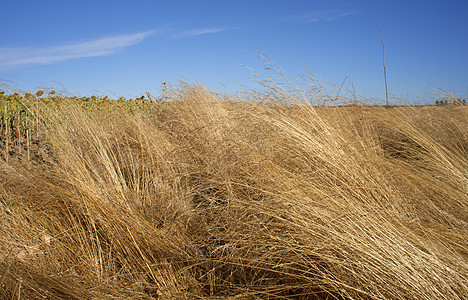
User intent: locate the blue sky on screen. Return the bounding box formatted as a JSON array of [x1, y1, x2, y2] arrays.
[[1, 0, 467, 102]]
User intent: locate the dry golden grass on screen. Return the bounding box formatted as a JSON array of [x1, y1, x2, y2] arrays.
[[0, 83, 467, 299]]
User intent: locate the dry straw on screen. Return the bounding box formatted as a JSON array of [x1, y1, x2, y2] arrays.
[[0, 76, 467, 299]]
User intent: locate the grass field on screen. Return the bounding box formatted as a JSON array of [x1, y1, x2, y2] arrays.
[[1, 83, 467, 299]]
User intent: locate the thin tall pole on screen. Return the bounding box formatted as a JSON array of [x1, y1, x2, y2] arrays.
[[379, 26, 389, 107]]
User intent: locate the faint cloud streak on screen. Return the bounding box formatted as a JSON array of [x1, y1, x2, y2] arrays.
[[0, 31, 154, 71], [286, 10, 359, 23], [173, 28, 228, 38]]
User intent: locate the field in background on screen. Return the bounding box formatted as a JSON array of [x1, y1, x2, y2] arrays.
[[0, 83, 467, 299]]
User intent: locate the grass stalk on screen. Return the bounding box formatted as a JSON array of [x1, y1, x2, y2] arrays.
[[26, 128, 30, 162], [4, 117, 9, 164], [0, 83, 466, 299]]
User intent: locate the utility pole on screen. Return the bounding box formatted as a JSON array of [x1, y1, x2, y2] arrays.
[[379, 26, 389, 108]]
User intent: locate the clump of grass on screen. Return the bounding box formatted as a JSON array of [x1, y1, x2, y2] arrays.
[[0, 79, 467, 299]]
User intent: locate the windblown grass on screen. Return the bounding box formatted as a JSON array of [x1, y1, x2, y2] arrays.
[[0, 82, 467, 299]]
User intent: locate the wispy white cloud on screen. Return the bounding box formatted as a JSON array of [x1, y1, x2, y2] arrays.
[[286, 10, 359, 23], [173, 28, 228, 38], [0, 31, 154, 71]]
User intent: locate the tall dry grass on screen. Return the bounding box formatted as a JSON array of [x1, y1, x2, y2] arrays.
[[0, 82, 467, 299]]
